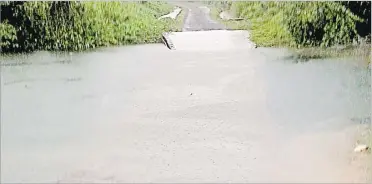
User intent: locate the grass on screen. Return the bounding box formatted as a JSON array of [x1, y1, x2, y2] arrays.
[[208, 3, 371, 64], [1, 2, 185, 52], [292, 44, 371, 65], [208, 3, 294, 47], [163, 7, 186, 32], [209, 7, 251, 31]]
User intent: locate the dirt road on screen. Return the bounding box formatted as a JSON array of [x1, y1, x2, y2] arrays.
[[172, 2, 226, 31]]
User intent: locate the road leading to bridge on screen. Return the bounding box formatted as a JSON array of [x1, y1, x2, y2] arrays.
[[1, 2, 371, 183], [162, 2, 255, 51], [177, 2, 226, 32]]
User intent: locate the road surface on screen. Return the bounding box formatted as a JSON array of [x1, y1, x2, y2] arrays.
[[1, 3, 371, 183], [176, 2, 226, 31]]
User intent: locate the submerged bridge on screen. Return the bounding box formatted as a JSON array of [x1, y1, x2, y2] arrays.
[[160, 4, 256, 51]]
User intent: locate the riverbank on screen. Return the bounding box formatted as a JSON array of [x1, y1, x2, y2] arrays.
[[0, 2, 183, 53], [207, 2, 371, 65]]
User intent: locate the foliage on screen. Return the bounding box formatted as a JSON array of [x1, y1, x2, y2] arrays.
[[284, 2, 362, 47], [0, 21, 17, 48], [229, 1, 371, 48], [1, 1, 176, 52], [231, 2, 295, 47], [141, 1, 173, 17], [343, 1, 371, 37]]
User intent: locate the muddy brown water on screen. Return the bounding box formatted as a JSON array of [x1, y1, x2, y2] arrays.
[[1, 45, 370, 183]]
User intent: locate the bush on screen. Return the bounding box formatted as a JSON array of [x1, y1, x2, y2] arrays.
[[343, 1, 371, 38], [231, 1, 371, 48], [284, 2, 362, 47], [1, 1, 174, 52], [0, 21, 17, 48]]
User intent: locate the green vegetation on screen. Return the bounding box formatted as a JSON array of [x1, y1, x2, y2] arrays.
[[210, 2, 371, 47], [0, 1, 181, 53], [170, 8, 186, 32], [207, 1, 294, 47], [0, 20, 17, 48], [208, 1, 371, 63], [231, 2, 295, 47], [209, 8, 251, 31], [161, 7, 186, 32]]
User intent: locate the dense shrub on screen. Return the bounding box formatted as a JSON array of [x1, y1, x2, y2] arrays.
[[284, 2, 362, 47], [343, 1, 371, 38], [231, 1, 371, 47], [0, 1, 174, 52], [0, 21, 17, 48]]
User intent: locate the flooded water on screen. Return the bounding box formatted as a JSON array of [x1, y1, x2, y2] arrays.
[[1, 44, 370, 183]]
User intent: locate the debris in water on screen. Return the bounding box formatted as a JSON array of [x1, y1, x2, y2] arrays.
[[354, 144, 369, 152]]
